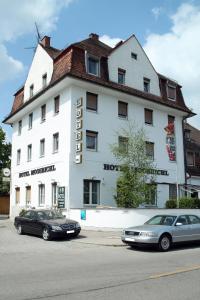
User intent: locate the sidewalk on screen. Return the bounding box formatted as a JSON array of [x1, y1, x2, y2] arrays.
[[73, 228, 125, 247], [0, 218, 125, 247]]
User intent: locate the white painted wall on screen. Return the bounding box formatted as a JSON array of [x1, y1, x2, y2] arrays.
[[108, 36, 160, 96], [24, 44, 53, 101], [69, 208, 200, 229]]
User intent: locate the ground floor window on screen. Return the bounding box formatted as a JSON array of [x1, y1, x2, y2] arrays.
[[83, 180, 100, 205], [38, 184, 45, 206], [15, 187, 20, 204], [169, 184, 177, 199], [26, 186, 31, 206], [52, 182, 57, 206]]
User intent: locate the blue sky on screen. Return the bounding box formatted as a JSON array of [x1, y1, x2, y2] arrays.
[[1, 0, 200, 140]]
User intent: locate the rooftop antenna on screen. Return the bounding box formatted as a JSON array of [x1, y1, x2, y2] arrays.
[[24, 22, 42, 52]]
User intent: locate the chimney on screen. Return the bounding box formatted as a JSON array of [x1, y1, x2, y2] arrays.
[[40, 36, 51, 47], [89, 33, 99, 41]]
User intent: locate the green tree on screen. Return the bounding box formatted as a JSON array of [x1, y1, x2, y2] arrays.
[[111, 122, 156, 208], [0, 127, 11, 194]]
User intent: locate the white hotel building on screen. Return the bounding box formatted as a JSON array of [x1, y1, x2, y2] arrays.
[[3, 33, 194, 216]]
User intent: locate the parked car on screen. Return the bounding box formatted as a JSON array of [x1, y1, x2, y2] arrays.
[[14, 209, 81, 241], [121, 214, 200, 251]]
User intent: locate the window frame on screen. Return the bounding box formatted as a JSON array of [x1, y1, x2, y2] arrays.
[[25, 186, 31, 206], [87, 55, 100, 76], [30, 84, 34, 98], [15, 187, 20, 204], [118, 136, 129, 153], [145, 141, 154, 160], [143, 77, 150, 93], [41, 104, 46, 122], [54, 95, 60, 114], [17, 149, 21, 165], [118, 101, 128, 119], [42, 73, 47, 88], [52, 182, 57, 206], [18, 120, 22, 135], [38, 184, 45, 206], [86, 92, 98, 112], [167, 81, 176, 101], [40, 139, 45, 157], [83, 179, 100, 206], [53, 132, 59, 153], [27, 144, 32, 162], [86, 130, 98, 151], [144, 108, 153, 125], [28, 113, 33, 130], [118, 68, 126, 85]]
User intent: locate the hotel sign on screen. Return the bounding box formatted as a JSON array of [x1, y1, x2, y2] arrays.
[[75, 97, 83, 164], [19, 165, 56, 178], [103, 164, 169, 176]]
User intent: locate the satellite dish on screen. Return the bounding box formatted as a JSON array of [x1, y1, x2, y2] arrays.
[[3, 168, 10, 177]]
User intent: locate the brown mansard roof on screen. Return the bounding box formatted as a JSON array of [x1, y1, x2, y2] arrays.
[[4, 34, 194, 123]]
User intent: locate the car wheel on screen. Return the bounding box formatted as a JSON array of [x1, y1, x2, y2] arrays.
[[158, 234, 171, 251], [17, 224, 23, 235], [42, 228, 51, 241]]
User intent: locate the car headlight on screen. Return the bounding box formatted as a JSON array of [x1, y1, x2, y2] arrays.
[[51, 225, 62, 231], [75, 223, 81, 229], [139, 231, 157, 237]]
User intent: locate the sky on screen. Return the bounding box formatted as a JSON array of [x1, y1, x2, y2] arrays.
[[1, 0, 200, 141]]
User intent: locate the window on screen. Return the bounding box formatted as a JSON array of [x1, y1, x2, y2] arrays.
[[17, 149, 21, 165], [30, 84, 34, 98], [131, 52, 137, 60], [40, 139, 45, 157], [38, 184, 45, 206], [26, 186, 31, 205], [118, 68, 126, 85], [15, 187, 20, 204], [144, 108, 153, 125], [195, 152, 200, 167], [27, 144, 32, 161], [144, 78, 150, 92], [28, 113, 33, 129], [167, 82, 176, 100], [87, 55, 99, 76], [41, 104, 46, 122], [54, 95, 60, 114], [146, 142, 154, 160], [187, 151, 194, 166], [169, 184, 177, 200], [86, 131, 98, 151], [53, 133, 59, 153], [118, 101, 128, 118], [42, 73, 47, 88], [188, 215, 200, 224], [86, 92, 98, 112], [18, 120, 22, 135], [52, 183, 57, 206], [168, 115, 175, 124], [83, 180, 100, 205], [185, 129, 191, 140], [176, 215, 188, 225], [119, 136, 128, 153]]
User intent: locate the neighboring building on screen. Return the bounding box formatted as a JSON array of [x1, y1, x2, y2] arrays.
[[184, 123, 200, 198], [3, 33, 194, 216]]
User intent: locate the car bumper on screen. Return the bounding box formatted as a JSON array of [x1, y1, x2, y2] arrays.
[[121, 235, 159, 245], [50, 228, 81, 239]]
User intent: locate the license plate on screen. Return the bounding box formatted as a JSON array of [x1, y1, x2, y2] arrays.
[[66, 230, 75, 234], [125, 237, 135, 242]]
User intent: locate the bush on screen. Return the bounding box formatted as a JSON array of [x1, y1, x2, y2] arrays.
[[165, 199, 177, 208], [178, 197, 198, 209]]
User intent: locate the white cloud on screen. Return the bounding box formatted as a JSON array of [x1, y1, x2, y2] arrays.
[[152, 7, 163, 20], [144, 3, 200, 128], [99, 35, 122, 48], [0, 0, 73, 82]]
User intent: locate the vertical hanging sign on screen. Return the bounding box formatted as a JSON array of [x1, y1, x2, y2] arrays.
[[75, 97, 83, 164], [164, 122, 176, 161]]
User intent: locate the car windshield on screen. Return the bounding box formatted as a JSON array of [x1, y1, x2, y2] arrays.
[[145, 215, 176, 226], [37, 210, 65, 220]]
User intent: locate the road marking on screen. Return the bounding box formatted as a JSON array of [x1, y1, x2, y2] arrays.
[[150, 265, 200, 279]]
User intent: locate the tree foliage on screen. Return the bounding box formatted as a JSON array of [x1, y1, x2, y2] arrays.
[[111, 122, 156, 208], [0, 127, 11, 194]]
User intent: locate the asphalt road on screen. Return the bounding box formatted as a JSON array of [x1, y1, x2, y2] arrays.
[[1, 220, 200, 300]]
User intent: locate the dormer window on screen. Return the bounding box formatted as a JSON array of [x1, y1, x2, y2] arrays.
[[118, 68, 126, 85], [87, 55, 100, 76], [30, 84, 34, 98], [42, 73, 47, 88], [167, 81, 176, 100], [144, 78, 150, 93]]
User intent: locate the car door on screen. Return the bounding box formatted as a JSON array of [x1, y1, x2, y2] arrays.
[[21, 211, 34, 233], [188, 215, 200, 241], [173, 215, 192, 242]]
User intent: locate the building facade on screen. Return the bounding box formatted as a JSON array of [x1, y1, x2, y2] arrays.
[[3, 33, 193, 216]]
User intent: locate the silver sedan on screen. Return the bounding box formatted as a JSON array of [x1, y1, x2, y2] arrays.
[[121, 214, 200, 251]]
